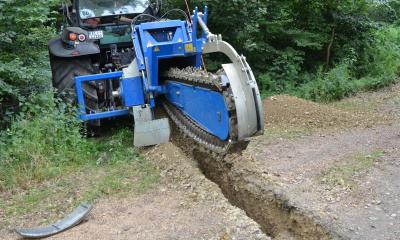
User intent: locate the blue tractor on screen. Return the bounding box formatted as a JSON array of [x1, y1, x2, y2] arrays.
[[49, 0, 264, 153]]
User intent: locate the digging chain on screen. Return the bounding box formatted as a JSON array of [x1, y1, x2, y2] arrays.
[[162, 67, 239, 154]]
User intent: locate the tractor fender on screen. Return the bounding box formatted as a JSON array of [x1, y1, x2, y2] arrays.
[[48, 37, 100, 58]]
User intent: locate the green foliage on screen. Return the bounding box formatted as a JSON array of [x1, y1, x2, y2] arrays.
[[0, 126, 159, 225], [296, 26, 400, 102], [0, 91, 158, 193], [360, 26, 400, 82], [166, 0, 400, 101], [296, 63, 353, 102], [0, 0, 60, 128], [0, 92, 97, 190]]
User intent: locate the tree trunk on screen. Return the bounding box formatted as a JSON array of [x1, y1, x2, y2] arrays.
[[325, 27, 336, 72]]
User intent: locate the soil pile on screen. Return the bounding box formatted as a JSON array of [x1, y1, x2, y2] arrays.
[[264, 95, 389, 130]]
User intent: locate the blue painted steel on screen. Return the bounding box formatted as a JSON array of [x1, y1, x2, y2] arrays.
[[131, 17, 205, 111], [82, 110, 130, 121], [74, 6, 230, 141], [192, 7, 198, 47], [165, 81, 230, 141], [132, 29, 146, 71], [75, 71, 130, 121], [76, 71, 123, 81], [121, 77, 145, 107], [132, 19, 204, 89]]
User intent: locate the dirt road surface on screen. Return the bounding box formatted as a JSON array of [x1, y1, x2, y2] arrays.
[[2, 142, 269, 240], [2, 83, 400, 239], [194, 84, 400, 239], [251, 85, 400, 239]]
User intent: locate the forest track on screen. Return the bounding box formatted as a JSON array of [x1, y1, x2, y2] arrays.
[[2, 83, 399, 239], [189, 83, 400, 239], [170, 83, 400, 239]]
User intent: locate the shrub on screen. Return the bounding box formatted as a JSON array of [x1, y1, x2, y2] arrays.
[[362, 27, 400, 80], [296, 63, 354, 102], [294, 25, 400, 102], [0, 92, 97, 190], [0, 0, 60, 129]]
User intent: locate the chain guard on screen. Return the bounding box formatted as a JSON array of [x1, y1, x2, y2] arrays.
[[162, 67, 238, 154]]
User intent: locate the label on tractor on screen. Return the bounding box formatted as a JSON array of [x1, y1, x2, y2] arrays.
[[185, 43, 195, 52], [88, 31, 104, 40]]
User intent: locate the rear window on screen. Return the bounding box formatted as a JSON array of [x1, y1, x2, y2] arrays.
[[79, 0, 149, 19]]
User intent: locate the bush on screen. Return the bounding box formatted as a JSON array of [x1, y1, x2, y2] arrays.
[[362, 27, 400, 81], [294, 25, 400, 102], [0, 0, 60, 129], [296, 63, 354, 102], [0, 92, 97, 190]]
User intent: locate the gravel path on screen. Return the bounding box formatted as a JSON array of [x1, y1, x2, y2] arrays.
[[3, 84, 400, 240], [249, 123, 400, 239], [1, 143, 270, 240]]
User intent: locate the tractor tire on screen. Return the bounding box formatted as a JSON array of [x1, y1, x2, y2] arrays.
[[50, 55, 101, 127]]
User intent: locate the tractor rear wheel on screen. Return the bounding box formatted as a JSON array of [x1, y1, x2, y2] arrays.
[[50, 55, 101, 127]]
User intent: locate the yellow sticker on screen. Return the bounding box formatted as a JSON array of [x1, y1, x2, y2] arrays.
[[185, 43, 194, 52], [154, 46, 160, 52]]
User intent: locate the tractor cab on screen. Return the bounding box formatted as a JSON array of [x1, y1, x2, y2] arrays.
[[62, 0, 158, 48], [50, 0, 161, 74], [77, 0, 151, 47], [48, 0, 161, 129], [78, 0, 148, 20]]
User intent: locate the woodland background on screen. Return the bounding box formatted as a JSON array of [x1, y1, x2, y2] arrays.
[[0, 0, 399, 189]]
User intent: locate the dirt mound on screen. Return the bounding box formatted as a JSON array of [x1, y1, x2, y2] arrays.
[[264, 95, 386, 131]]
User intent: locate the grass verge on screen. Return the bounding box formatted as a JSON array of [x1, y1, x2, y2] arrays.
[[0, 94, 160, 229], [0, 129, 160, 229], [320, 150, 385, 187]]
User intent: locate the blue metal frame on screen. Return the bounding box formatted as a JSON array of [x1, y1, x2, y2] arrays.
[[75, 71, 130, 121], [201, 6, 209, 41], [132, 19, 204, 89], [74, 7, 217, 131]]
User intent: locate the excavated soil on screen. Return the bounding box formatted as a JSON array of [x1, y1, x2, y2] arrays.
[[172, 135, 337, 240], [264, 95, 393, 131]]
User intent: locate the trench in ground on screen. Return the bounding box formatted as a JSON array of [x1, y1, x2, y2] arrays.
[[173, 135, 339, 240]]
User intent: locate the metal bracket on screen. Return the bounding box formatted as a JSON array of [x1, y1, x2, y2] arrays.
[[132, 105, 170, 147]]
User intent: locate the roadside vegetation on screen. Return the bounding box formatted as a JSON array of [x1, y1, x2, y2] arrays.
[[0, 94, 159, 226], [320, 150, 385, 187], [0, 0, 159, 220], [168, 0, 400, 102], [1, 0, 400, 225]]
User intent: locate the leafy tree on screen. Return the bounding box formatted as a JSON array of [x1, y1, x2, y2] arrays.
[[0, 0, 60, 128], [1, 0, 400, 129]]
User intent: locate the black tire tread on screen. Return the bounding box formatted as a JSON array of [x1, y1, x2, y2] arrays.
[[50, 55, 99, 113]]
